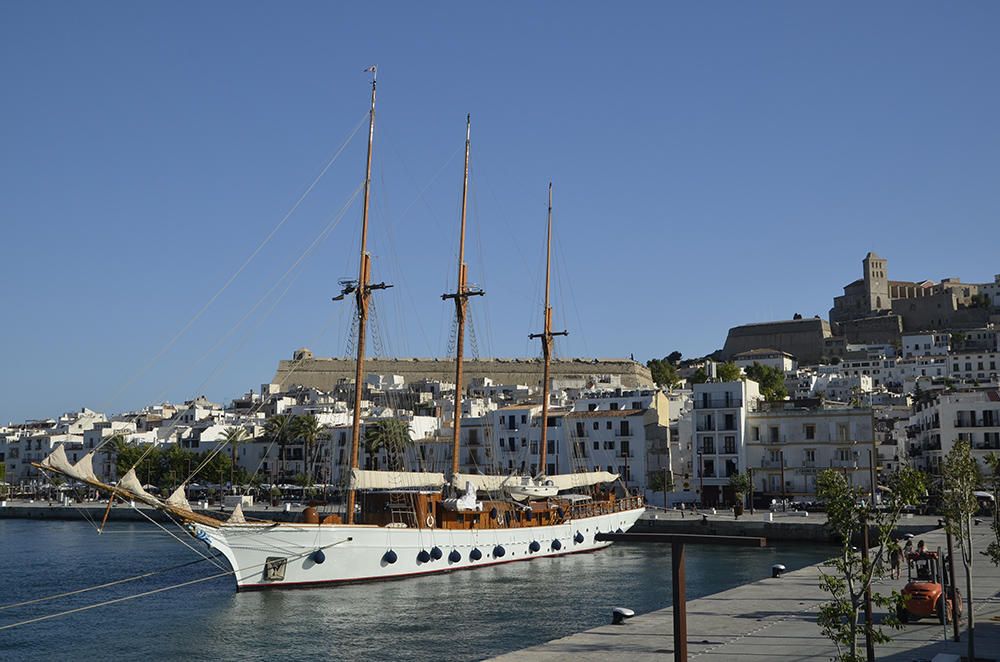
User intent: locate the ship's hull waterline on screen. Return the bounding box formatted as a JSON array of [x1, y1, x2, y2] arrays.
[[196, 507, 645, 590]]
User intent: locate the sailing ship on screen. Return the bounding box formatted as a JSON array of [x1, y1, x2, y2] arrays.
[[34, 70, 644, 590]]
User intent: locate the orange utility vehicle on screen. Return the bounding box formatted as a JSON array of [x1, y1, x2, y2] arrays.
[[898, 550, 961, 623]]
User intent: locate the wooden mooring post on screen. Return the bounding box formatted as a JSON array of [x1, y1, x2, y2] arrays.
[[595, 531, 768, 662]]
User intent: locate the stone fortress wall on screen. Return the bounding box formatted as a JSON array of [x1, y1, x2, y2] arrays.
[[272, 352, 654, 391]]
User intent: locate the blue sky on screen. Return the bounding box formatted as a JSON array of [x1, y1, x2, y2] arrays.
[[2, 2, 998, 423]]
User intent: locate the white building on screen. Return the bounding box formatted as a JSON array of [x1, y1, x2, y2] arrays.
[[732, 349, 797, 372], [901, 332, 950, 359], [949, 351, 1000, 384], [905, 388, 1000, 475], [745, 403, 876, 500], [689, 379, 761, 506]]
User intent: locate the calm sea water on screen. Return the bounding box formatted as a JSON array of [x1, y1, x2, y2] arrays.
[[0, 519, 832, 661]]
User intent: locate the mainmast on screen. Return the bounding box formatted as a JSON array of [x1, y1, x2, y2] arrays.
[[337, 67, 392, 525], [443, 115, 483, 482], [529, 183, 567, 478]]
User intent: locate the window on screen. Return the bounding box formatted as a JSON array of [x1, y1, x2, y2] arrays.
[[837, 424, 849, 441], [804, 449, 815, 462], [593, 440, 599, 450], [604, 440, 616, 450], [610, 402, 619, 411], [521, 415, 527, 424], [701, 438, 715, 454], [632, 401, 641, 409], [588, 403, 598, 411], [530, 441, 539, 454], [769, 449, 781, 462], [606, 421, 612, 430], [575, 422, 585, 437], [804, 424, 815, 440], [593, 421, 599, 430], [769, 427, 779, 443], [752, 426, 760, 441], [619, 421, 630, 436], [723, 436, 736, 454], [621, 440, 630, 457], [521, 437, 527, 447]]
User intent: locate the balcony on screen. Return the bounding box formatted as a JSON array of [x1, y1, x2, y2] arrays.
[[694, 398, 743, 410], [760, 459, 784, 469], [831, 459, 858, 469], [696, 422, 715, 432]]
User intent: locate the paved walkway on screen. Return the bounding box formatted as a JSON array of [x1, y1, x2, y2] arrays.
[[489, 528, 1000, 661]]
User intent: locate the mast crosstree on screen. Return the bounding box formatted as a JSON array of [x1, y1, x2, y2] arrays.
[[529, 183, 567, 479]]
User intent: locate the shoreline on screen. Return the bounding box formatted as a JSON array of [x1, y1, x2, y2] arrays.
[[1, 501, 944, 541]]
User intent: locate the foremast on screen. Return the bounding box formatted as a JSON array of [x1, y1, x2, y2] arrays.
[[442, 115, 484, 482], [529, 183, 567, 478], [341, 67, 391, 525]]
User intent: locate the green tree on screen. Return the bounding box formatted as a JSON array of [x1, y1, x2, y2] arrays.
[[816, 466, 925, 661], [729, 471, 751, 516], [689, 367, 709, 384], [646, 358, 681, 389], [666, 351, 682, 364], [291, 414, 323, 486], [220, 426, 248, 493], [985, 453, 1000, 567], [744, 362, 789, 401], [942, 439, 979, 662], [364, 419, 413, 471], [717, 361, 742, 382]]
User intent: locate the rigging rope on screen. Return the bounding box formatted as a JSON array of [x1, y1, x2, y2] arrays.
[[101, 111, 369, 413], [0, 553, 225, 613]]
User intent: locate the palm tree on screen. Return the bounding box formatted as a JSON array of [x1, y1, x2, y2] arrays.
[[291, 414, 323, 486], [264, 414, 292, 482], [220, 426, 247, 493], [363, 419, 414, 472]]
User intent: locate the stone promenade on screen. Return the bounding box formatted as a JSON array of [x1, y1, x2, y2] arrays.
[[489, 527, 1000, 661]]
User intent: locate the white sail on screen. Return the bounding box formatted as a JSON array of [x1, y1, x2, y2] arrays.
[[166, 483, 192, 511], [547, 471, 619, 491], [71, 451, 99, 483], [119, 468, 159, 504], [350, 468, 446, 490], [226, 502, 247, 524], [450, 473, 523, 492]]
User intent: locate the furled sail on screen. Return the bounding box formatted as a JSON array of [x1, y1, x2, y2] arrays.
[[350, 469, 446, 490], [71, 451, 99, 483], [39, 444, 75, 476], [547, 471, 619, 491], [450, 473, 521, 492], [119, 468, 160, 504], [166, 483, 192, 511]]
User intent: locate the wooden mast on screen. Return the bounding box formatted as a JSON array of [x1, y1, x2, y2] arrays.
[[443, 115, 483, 483], [530, 183, 567, 478], [340, 67, 391, 525]]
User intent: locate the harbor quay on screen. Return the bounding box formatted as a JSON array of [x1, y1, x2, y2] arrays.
[[489, 527, 1000, 661]]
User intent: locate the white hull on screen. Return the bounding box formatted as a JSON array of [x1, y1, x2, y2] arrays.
[[194, 507, 645, 589]]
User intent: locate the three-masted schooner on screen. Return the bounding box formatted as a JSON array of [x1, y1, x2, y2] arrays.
[[34, 71, 644, 590]]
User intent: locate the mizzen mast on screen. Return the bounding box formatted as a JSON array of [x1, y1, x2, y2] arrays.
[[442, 115, 484, 482], [529, 183, 567, 478], [336, 66, 392, 525]]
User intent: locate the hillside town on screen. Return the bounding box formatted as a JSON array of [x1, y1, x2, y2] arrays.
[[3, 252, 999, 509]]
